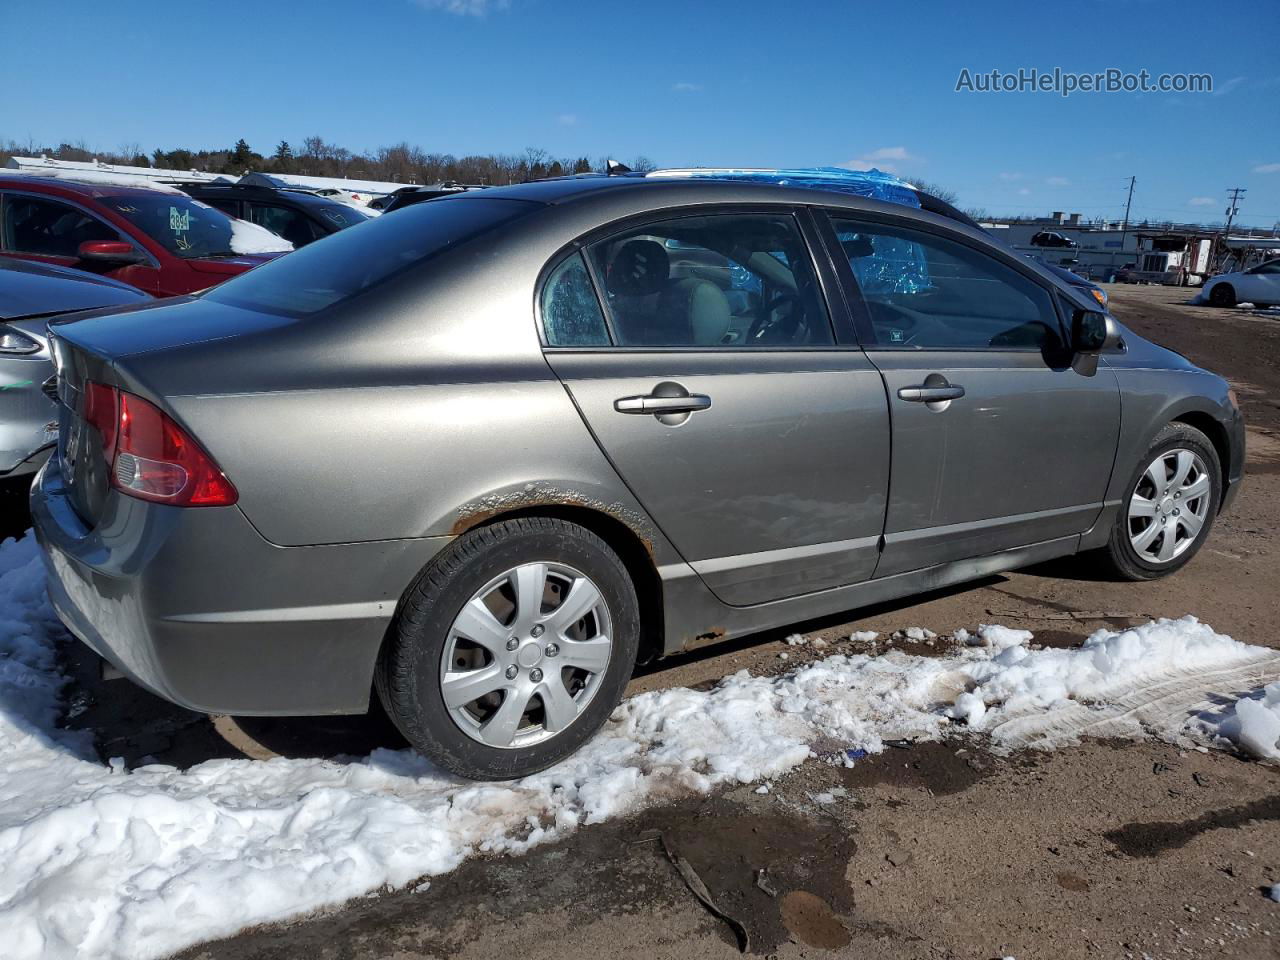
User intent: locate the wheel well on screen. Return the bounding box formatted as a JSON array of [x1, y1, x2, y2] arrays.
[[1172, 411, 1231, 505], [459, 505, 665, 665]]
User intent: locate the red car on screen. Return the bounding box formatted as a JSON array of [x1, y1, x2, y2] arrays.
[[0, 175, 289, 296]]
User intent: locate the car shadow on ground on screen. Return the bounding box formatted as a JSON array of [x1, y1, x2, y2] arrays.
[[1, 476, 33, 542]]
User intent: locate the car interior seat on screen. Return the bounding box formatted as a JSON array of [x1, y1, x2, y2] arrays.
[[607, 238, 733, 345]]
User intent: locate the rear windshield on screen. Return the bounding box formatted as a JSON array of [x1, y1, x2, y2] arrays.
[[204, 197, 534, 316]]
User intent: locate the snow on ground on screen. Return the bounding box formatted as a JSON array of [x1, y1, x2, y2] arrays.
[[228, 218, 294, 255], [1, 534, 1279, 960]]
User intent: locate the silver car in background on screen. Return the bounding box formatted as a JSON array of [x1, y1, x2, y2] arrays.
[[1, 259, 148, 479], [32, 174, 1245, 779]]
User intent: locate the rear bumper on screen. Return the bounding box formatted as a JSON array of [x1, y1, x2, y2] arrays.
[[31, 456, 451, 715]]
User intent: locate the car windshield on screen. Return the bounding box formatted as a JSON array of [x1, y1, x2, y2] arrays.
[[314, 202, 369, 229], [99, 194, 252, 259]]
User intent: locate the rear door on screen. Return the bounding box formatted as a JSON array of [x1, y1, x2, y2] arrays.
[[819, 211, 1121, 577], [540, 207, 890, 606]]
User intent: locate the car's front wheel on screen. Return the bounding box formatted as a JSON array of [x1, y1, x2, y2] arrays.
[[1097, 422, 1221, 581], [377, 517, 640, 780], [1208, 283, 1236, 307]]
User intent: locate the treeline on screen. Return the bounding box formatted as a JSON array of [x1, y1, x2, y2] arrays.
[[0, 136, 657, 185]]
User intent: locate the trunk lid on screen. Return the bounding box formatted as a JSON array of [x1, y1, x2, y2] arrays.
[[47, 296, 294, 527]]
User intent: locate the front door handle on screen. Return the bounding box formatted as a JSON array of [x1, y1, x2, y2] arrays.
[[897, 385, 966, 402], [614, 393, 712, 415]]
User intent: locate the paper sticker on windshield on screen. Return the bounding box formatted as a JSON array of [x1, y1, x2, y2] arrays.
[[889, 328, 905, 343], [169, 207, 190, 232]]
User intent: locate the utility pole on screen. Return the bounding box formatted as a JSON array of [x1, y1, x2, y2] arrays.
[[1219, 187, 1246, 270], [1118, 176, 1136, 273]]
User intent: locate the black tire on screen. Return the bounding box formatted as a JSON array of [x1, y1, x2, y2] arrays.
[[376, 517, 640, 780], [1095, 422, 1221, 581], [1208, 283, 1236, 307]]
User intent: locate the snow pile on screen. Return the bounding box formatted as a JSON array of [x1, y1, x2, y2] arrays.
[[1209, 682, 1280, 761], [1, 532, 1279, 959], [228, 218, 294, 255]]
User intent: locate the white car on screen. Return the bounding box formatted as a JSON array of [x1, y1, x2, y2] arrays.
[[1203, 258, 1280, 307]]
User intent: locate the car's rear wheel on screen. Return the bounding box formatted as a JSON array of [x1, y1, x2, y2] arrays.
[[377, 517, 640, 780], [1208, 283, 1236, 307], [1096, 423, 1221, 581]]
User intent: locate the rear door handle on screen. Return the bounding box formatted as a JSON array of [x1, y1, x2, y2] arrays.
[[614, 393, 713, 414], [897, 385, 965, 402]]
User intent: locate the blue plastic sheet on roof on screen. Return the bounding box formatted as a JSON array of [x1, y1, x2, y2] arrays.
[[651, 167, 922, 209]]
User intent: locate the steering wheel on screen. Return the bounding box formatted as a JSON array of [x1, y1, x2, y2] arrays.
[[748, 292, 804, 344]]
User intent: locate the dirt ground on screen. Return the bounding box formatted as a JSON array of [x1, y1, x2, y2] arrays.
[[19, 284, 1280, 959]]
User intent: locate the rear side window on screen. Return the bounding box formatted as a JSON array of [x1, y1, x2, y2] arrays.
[[541, 253, 610, 346], [583, 213, 832, 347], [205, 198, 534, 317], [830, 217, 1061, 350]]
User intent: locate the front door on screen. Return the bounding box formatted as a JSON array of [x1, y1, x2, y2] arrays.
[[823, 213, 1122, 577], [540, 209, 890, 606]]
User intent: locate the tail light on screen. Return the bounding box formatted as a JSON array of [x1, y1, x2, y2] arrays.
[[81, 382, 237, 507]]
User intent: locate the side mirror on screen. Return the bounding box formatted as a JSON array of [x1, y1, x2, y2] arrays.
[[78, 240, 146, 265], [1070, 309, 1121, 375]]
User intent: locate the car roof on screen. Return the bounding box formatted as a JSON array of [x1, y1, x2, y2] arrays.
[[0, 256, 149, 319], [180, 183, 348, 208]]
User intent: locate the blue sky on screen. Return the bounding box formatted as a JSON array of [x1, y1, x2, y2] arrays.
[[4, 0, 1278, 225]]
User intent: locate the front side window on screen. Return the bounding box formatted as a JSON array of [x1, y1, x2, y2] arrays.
[[2, 194, 120, 257], [830, 217, 1062, 350], [541, 253, 610, 346], [584, 213, 832, 347]]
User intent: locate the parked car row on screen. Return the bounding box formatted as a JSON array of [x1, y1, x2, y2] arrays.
[[20, 166, 1245, 782]]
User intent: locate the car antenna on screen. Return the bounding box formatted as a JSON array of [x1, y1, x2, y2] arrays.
[[606, 159, 632, 176]]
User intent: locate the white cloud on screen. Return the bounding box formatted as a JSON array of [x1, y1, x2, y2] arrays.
[[671, 82, 702, 93], [1017, 187, 1032, 196], [1212, 75, 1246, 97], [557, 113, 578, 126], [998, 172, 1024, 181], [412, 0, 509, 15], [1046, 176, 1071, 187], [1254, 162, 1280, 174], [841, 146, 920, 174], [1188, 196, 1215, 206]]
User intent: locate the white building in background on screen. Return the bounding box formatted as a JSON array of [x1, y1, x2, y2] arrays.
[[4, 155, 233, 184], [983, 210, 1280, 285], [237, 172, 405, 201], [4, 157, 404, 205]]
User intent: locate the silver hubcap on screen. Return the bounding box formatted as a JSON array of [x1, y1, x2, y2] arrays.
[[1128, 448, 1211, 564], [440, 562, 612, 749]]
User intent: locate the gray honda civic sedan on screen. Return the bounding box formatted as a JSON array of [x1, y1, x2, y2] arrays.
[[32, 171, 1245, 779]]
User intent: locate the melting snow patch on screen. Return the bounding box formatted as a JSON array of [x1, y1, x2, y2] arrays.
[[228, 218, 294, 255], [0, 534, 1279, 959]]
